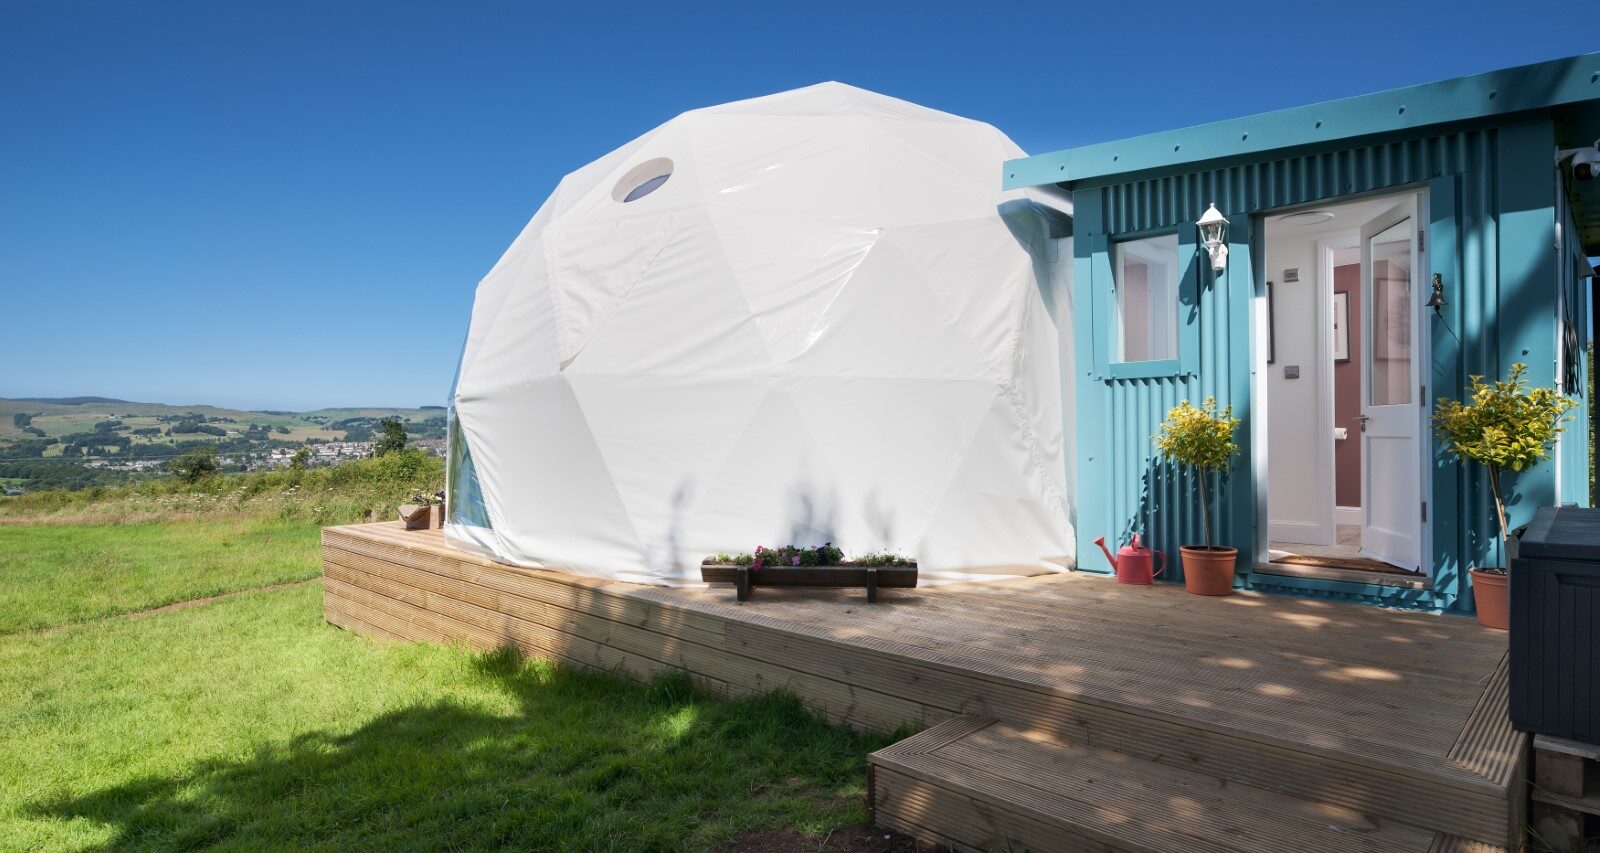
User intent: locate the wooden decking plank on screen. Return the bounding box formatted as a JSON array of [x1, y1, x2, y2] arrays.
[[325, 545, 732, 657], [329, 534, 934, 729], [850, 578, 1508, 684], [1427, 832, 1509, 852], [322, 582, 749, 703], [327, 577, 690, 684], [873, 767, 1087, 853], [325, 545, 731, 651], [726, 613, 1469, 764], [345, 523, 1505, 671], [322, 549, 939, 729], [781, 568, 1508, 661], [872, 716, 1441, 853], [324, 597, 409, 643], [321, 524, 1521, 845], [1448, 653, 1525, 787], [747, 588, 1487, 733], [759, 562, 1509, 658], [707, 608, 1498, 794], [324, 559, 939, 733], [875, 715, 997, 756], [791, 613, 1507, 839], [324, 578, 758, 707], [630, 576, 1491, 720], [325, 532, 743, 646], [324, 525, 1514, 796], [945, 726, 1427, 843], [328, 528, 1510, 787]]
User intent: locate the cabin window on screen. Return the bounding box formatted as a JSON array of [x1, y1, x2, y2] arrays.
[[1114, 233, 1179, 362]]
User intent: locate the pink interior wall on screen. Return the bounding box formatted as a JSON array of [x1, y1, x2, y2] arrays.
[[1333, 263, 1362, 508], [1370, 259, 1412, 405], [1122, 262, 1150, 360]]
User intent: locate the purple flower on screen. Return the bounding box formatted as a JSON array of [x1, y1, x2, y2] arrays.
[[791, 556, 801, 566]]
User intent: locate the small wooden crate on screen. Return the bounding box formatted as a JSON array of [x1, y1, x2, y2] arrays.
[[1529, 734, 1600, 850], [398, 504, 439, 531]]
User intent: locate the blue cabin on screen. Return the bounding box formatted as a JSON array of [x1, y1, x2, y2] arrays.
[[1006, 53, 1600, 613]]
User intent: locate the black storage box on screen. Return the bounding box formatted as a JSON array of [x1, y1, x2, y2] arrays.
[[1509, 506, 1600, 744]]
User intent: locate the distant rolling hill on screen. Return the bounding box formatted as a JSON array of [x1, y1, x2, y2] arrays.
[[0, 397, 447, 490], [0, 397, 443, 431], [7, 396, 132, 405]]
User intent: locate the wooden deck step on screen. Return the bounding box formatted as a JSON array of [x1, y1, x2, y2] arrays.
[[871, 716, 1505, 853]]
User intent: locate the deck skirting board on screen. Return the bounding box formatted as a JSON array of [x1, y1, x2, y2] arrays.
[[320, 523, 1522, 846], [322, 568, 938, 733]]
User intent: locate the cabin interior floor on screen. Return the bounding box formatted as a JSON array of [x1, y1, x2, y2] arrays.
[[1270, 524, 1361, 561], [1267, 524, 1419, 577]]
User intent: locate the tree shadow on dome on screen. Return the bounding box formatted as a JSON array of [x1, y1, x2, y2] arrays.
[[786, 488, 839, 549]]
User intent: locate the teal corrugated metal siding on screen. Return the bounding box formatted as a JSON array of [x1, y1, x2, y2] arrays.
[[1556, 181, 1593, 508], [1074, 119, 1583, 611], [1093, 130, 1491, 233]]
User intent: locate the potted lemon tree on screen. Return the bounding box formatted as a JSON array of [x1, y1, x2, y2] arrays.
[[1433, 363, 1574, 629], [1155, 397, 1241, 596]]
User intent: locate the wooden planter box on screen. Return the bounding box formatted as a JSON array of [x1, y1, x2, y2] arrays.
[[700, 561, 917, 603]]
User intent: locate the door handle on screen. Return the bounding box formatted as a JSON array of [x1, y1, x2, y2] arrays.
[[1355, 414, 1370, 433]]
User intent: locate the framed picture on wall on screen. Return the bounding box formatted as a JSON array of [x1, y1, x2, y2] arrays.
[[1332, 291, 1351, 363]]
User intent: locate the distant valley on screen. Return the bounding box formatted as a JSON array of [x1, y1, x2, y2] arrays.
[[0, 397, 446, 491]]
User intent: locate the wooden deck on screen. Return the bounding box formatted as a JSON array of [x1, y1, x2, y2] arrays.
[[322, 522, 1525, 850]]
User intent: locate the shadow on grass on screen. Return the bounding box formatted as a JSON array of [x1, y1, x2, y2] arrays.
[[34, 646, 892, 850]]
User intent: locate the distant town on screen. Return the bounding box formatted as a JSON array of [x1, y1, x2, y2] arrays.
[[80, 438, 447, 474], [0, 396, 446, 493]]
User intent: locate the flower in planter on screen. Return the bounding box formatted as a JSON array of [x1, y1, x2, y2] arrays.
[[711, 541, 911, 569]]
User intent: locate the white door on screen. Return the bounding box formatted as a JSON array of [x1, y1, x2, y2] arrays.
[[1358, 198, 1423, 571]]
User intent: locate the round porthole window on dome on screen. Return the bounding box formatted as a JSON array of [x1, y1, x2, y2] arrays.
[[612, 158, 674, 203]]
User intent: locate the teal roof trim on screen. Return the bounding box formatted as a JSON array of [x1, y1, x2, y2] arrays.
[[1005, 52, 1600, 189]]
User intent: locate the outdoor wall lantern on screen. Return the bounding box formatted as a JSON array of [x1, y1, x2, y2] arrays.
[[1425, 272, 1448, 313], [1197, 203, 1230, 274]]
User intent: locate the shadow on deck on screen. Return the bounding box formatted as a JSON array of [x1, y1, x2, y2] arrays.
[[321, 522, 1524, 851]]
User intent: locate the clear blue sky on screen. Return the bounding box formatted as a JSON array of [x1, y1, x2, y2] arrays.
[[1, 0, 1592, 410]]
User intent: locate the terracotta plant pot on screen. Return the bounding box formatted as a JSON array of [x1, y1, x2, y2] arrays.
[[1179, 546, 1238, 596], [1469, 568, 1509, 630]]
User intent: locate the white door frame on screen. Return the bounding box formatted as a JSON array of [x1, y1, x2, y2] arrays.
[[1251, 188, 1432, 578], [1320, 235, 1360, 532]]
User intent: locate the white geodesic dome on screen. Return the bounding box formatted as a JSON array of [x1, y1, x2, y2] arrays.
[[446, 82, 1075, 586]]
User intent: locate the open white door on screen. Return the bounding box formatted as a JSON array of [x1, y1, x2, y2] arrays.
[[1358, 198, 1423, 572]]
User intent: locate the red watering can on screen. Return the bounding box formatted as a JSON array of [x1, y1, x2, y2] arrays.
[[1093, 534, 1166, 585]]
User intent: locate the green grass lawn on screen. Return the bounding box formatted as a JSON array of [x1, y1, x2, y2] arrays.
[[0, 519, 324, 635], [0, 521, 888, 851]]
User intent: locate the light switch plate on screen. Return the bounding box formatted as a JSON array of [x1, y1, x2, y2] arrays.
[[1284, 365, 1300, 379]]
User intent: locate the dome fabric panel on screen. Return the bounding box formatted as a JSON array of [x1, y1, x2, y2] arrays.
[[447, 82, 1074, 586]]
